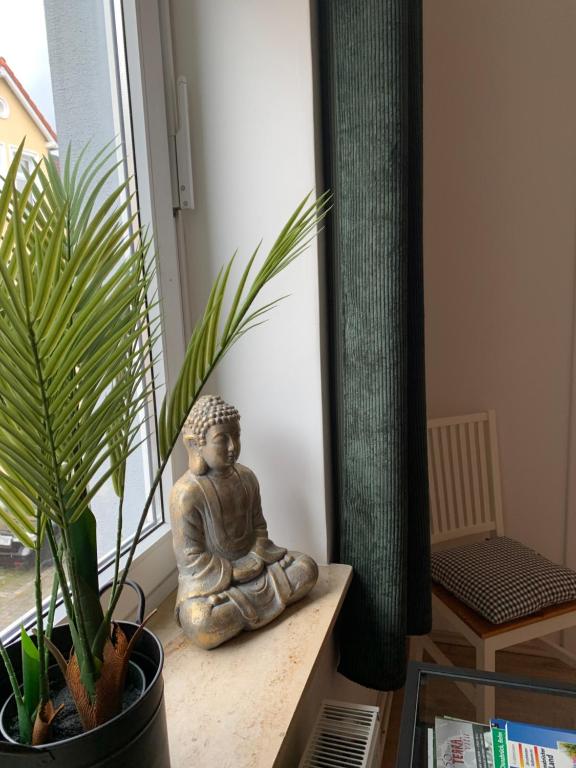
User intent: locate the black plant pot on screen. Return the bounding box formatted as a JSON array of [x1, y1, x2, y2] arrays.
[[0, 620, 171, 767]]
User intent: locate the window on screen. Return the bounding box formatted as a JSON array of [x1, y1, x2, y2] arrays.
[[0, 98, 9, 119], [0, 0, 184, 640], [8, 145, 40, 191], [16, 149, 38, 174]]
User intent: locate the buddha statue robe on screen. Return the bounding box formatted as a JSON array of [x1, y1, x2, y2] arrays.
[[171, 463, 318, 649]]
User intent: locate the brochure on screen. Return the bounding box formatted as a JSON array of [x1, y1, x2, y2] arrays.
[[427, 713, 576, 768], [491, 726, 508, 768], [435, 716, 493, 768], [491, 719, 576, 768]]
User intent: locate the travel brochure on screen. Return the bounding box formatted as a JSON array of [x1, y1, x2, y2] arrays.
[[429, 716, 576, 768]]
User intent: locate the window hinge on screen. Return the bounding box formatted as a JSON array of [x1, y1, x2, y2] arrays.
[[171, 76, 195, 212]]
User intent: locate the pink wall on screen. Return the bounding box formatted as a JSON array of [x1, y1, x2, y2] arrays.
[[424, 1, 576, 563]]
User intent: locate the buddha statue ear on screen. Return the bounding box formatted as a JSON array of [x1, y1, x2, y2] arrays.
[[185, 438, 208, 475], [190, 451, 208, 476]]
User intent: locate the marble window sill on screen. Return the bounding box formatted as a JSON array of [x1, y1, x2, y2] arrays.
[[148, 563, 353, 768]]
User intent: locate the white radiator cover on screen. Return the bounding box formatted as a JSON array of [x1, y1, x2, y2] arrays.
[[299, 700, 381, 768]]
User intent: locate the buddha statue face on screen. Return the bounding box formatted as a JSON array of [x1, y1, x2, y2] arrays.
[[183, 395, 241, 476], [201, 422, 241, 473]]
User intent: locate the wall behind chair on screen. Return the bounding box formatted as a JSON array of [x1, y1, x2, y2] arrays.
[[169, 0, 331, 563], [423, 0, 576, 566]]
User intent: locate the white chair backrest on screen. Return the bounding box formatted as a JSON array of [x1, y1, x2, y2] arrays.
[[427, 410, 504, 544]]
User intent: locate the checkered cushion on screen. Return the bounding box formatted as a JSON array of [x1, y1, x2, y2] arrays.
[[431, 536, 576, 624]]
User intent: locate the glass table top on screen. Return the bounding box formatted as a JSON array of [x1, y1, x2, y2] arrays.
[[397, 662, 576, 767]]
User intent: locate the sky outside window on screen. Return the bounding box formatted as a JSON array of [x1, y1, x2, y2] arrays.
[[0, 0, 55, 127]]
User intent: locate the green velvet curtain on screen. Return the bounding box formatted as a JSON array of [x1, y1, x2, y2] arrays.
[[318, 0, 431, 690]]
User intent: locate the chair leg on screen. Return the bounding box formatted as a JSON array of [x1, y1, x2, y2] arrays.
[[408, 636, 424, 662], [475, 644, 496, 723]]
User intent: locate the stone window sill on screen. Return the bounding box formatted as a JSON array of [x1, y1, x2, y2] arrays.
[[148, 563, 352, 767]]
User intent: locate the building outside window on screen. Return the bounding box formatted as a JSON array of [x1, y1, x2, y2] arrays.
[[0, 57, 56, 192]]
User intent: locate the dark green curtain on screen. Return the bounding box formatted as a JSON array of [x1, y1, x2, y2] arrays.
[[318, 0, 431, 690]]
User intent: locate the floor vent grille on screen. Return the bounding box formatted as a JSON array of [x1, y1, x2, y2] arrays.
[[299, 700, 380, 768]]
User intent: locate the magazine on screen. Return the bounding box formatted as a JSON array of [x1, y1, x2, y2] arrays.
[[435, 717, 493, 768], [428, 727, 435, 768], [428, 714, 576, 768], [491, 726, 508, 768], [491, 719, 576, 768]]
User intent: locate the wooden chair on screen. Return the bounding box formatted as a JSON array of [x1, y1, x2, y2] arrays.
[[416, 410, 576, 721]]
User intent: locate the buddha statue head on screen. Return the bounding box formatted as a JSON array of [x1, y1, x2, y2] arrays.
[[183, 395, 241, 476]]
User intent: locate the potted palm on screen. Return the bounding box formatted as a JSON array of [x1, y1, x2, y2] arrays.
[[0, 143, 328, 765]]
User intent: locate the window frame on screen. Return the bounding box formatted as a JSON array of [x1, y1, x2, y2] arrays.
[[105, 0, 186, 617], [9, 144, 40, 190]]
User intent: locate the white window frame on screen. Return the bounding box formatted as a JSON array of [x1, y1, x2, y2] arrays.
[[0, 97, 9, 119], [9, 145, 39, 162], [96, 0, 187, 617]]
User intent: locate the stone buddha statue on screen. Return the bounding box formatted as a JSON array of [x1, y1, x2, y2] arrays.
[[170, 395, 318, 649]]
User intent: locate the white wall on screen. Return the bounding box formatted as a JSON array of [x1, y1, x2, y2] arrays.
[[424, 0, 576, 566], [170, 0, 330, 563]]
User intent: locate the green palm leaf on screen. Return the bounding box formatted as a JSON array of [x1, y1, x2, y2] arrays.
[[0, 144, 156, 694], [156, 190, 331, 462]]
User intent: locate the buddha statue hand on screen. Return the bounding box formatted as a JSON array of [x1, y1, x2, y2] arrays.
[[208, 592, 229, 606], [231, 552, 264, 583]]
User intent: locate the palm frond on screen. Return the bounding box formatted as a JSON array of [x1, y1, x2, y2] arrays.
[[156, 190, 331, 462], [0, 145, 154, 545]]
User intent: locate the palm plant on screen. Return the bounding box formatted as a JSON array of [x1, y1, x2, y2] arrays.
[[0, 142, 329, 745]]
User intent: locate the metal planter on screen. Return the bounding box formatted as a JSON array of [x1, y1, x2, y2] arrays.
[[0, 621, 170, 767]]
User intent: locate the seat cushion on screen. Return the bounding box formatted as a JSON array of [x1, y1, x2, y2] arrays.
[[431, 536, 576, 624]]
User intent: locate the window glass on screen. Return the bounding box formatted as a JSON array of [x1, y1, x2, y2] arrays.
[[8, 145, 40, 190], [0, 0, 163, 637]]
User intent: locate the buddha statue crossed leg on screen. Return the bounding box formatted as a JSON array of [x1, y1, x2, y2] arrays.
[[170, 395, 318, 649]]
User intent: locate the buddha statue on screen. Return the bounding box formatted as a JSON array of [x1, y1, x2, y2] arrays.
[[170, 395, 319, 649]]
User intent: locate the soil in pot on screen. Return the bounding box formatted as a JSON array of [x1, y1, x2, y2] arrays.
[[2, 661, 145, 744]]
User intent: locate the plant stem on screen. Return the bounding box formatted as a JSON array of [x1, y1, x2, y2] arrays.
[[0, 636, 25, 709], [0, 634, 29, 742], [45, 524, 75, 637], [106, 459, 167, 619], [35, 509, 48, 704], [27, 325, 95, 687], [45, 559, 60, 665], [111, 493, 124, 604]]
